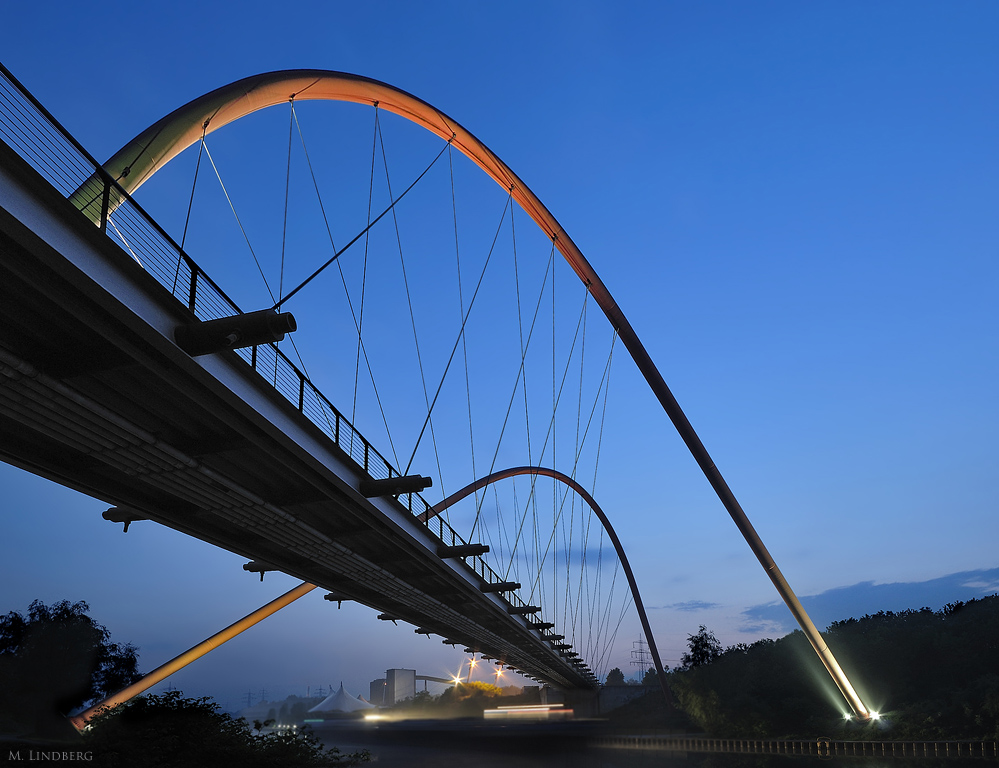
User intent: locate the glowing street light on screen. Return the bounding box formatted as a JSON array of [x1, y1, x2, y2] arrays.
[[454, 655, 481, 685]]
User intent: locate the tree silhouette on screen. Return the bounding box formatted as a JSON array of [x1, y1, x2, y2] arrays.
[[85, 691, 370, 766], [642, 667, 660, 686], [605, 667, 626, 685], [671, 596, 999, 738], [680, 625, 722, 669], [0, 599, 140, 736]]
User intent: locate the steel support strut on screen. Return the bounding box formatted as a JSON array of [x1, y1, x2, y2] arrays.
[[69, 582, 317, 730], [607, 318, 870, 718]]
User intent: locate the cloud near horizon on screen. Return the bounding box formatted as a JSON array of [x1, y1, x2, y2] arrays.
[[649, 600, 721, 612], [741, 568, 999, 634]]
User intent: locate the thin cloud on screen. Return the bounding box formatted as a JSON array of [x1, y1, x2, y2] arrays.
[[741, 568, 999, 634], [962, 578, 999, 592], [665, 600, 721, 612], [739, 620, 788, 636]]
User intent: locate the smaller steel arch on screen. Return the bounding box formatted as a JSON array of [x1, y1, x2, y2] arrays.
[[421, 466, 675, 707]]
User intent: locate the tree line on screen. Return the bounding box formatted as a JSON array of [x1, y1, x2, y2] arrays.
[[5, 594, 998, 746], [0, 599, 368, 764], [660, 595, 999, 739]]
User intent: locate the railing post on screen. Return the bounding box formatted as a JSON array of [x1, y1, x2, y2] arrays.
[[188, 268, 198, 312], [298, 375, 305, 411], [99, 173, 111, 234], [364, 442, 369, 473], [251, 345, 257, 370]]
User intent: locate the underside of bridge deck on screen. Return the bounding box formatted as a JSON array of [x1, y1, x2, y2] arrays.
[[0, 139, 594, 690]]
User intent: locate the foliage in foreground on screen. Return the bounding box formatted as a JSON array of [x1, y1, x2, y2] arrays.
[[670, 596, 999, 739], [437, 679, 502, 705], [84, 691, 370, 767], [393, 681, 507, 717], [390, 682, 548, 718], [604, 666, 662, 686], [603, 688, 695, 734], [0, 599, 140, 737]]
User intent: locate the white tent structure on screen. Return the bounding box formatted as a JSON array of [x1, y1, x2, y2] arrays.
[[308, 683, 375, 713]]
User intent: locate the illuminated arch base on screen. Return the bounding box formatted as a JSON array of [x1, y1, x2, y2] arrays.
[[84, 69, 870, 719]]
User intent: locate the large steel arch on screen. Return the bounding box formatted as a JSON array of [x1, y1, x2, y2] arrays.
[[96, 70, 869, 718], [422, 466, 675, 706]]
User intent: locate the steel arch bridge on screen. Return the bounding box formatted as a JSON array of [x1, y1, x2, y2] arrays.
[[0, 65, 869, 719]]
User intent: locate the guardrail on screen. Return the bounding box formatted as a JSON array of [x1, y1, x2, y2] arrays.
[[595, 735, 999, 760], [0, 62, 584, 667]]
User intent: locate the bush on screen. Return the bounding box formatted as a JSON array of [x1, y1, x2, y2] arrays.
[[83, 691, 370, 767], [0, 599, 140, 738], [435, 681, 503, 716]]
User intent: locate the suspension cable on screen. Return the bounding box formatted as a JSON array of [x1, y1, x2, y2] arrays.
[[292, 104, 400, 466], [377, 113, 446, 496], [469, 243, 554, 540], [592, 331, 617, 495], [511, 204, 541, 600], [520, 316, 615, 638], [200, 119, 317, 388], [450, 145, 479, 511], [582, 334, 616, 662], [520, 340, 588, 596], [279, 101, 294, 316], [174, 122, 207, 293], [594, 565, 630, 677], [202, 141, 275, 303], [562, 298, 589, 629], [403, 192, 512, 475], [353, 106, 378, 444], [565, 298, 589, 635], [572, 333, 616, 645], [270, 138, 453, 311], [504, 283, 589, 585], [552, 245, 557, 615], [272, 101, 295, 383], [604, 580, 635, 677]]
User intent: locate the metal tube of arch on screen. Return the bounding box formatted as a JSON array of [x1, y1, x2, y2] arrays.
[[423, 466, 675, 708], [85, 70, 869, 718]]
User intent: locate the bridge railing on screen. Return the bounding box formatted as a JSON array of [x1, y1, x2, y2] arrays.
[[0, 62, 554, 636], [596, 735, 999, 760]]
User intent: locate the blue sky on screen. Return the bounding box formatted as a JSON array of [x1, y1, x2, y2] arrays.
[[1, 1, 997, 710]]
